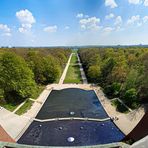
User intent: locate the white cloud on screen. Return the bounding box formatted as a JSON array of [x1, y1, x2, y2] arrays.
[[76, 13, 84, 18], [143, 16, 148, 23], [127, 15, 140, 25], [64, 26, 70, 30], [144, 0, 148, 6], [0, 24, 10, 32], [79, 17, 101, 31], [114, 16, 122, 25], [103, 27, 114, 33], [16, 9, 36, 33], [105, 0, 118, 8], [85, 15, 89, 18], [16, 9, 36, 24], [128, 0, 142, 5], [2, 32, 12, 37], [105, 13, 115, 20], [76, 13, 89, 18], [44, 25, 57, 33], [0, 24, 11, 36]]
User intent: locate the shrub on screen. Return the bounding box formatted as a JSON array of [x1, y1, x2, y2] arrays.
[[123, 88, 139, 109]]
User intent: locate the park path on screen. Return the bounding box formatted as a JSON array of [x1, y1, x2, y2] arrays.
[[77, 53, 88, 84], [59, 53, 73, 84]]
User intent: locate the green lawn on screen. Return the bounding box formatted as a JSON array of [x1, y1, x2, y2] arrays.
[[64, 53, 82, 83], [0, 85, 45, 111], [15, 99, 34, 115], [111, 99, 129, 113], [32, 85, 45, 99], [70, 54, 78, 64], [0, 101, 20, 111], [72, 49, 78, 54], [64, 64, 82, 83]]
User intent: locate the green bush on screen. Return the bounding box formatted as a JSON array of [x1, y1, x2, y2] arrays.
[[104, 82, 121, 98], [123, 88, 139, 109]]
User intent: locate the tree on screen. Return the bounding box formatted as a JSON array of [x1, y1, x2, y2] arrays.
[[123, 88, 139, 109], [104, 82, 121, 98], [42, 55, 61, 84], [0, 52, 37, 103], [87, 65, 101, 83], [26, 51, 46, 84]]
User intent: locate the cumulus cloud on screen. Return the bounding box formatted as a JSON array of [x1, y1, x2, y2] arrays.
[[114, 16, 122, 26], [0, 24, 11, 36], [128, 0, 142, 4], [43, 25, 57, 33], [76, 13, 84, 18], [2, 32, 12, 37], [128, 0, 148, 6], [76, 13, 89, 18], [143, 16, 148, 23], [105, 0, 118, 8], [64, 26, 70, 30], [144, 0, 148, 6], [16, 9, 36, 33], [127, 15, 140, 25], [103, 27, 114, 34], [105, 13, 115, 20], [79, 17, 102, 31], [0, 24, 10, 32]]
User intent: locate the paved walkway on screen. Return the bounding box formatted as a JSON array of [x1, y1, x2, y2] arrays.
[[77, 54, 88, 84], [0, 125, 15, 143], [94, 87, 145, 135], [34, 117, 111, 122], [0, 88, 52, 140], [59, 53, 73, 84], [0, 108, 31, 140], [13, 100, 27, 113]]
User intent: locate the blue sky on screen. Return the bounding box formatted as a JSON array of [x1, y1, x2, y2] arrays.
[[0, 0, 148, 46]]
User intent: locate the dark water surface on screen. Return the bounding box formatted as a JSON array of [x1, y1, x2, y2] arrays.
[[36, 88, 108, 119], [18, 88, 125, 146], [18, 120, 124, 146]]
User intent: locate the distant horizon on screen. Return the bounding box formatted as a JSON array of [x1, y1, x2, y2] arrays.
[[1, 44, 148, 48]]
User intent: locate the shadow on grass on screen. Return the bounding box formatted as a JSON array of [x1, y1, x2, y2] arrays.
[[111, 99, 129, 113]]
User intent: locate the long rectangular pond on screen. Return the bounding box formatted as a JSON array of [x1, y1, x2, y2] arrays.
[[36, 88, 108, 119], [18, 88, 125, 146]]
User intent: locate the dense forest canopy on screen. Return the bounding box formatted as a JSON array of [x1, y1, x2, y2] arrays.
[[0, 47, 71, 104], [78, 47, 148, 109]]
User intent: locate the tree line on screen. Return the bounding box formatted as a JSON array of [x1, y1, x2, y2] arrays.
[[78, 47, 148, 109], [0, 48, 71, 104]]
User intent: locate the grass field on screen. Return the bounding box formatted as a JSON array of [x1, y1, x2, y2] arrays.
[[111, 99, 129, 113], [64, 53, 82, 83], [0, 101, 20, 111], [64, 64, 82, 83], [15, 99, 34, 115], [70, 54, 78, 64], [0, 85, 45, 111]]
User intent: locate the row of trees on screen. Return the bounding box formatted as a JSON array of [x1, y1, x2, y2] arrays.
[[0, 48, 71, 103], [78, 47, 148, 109]]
